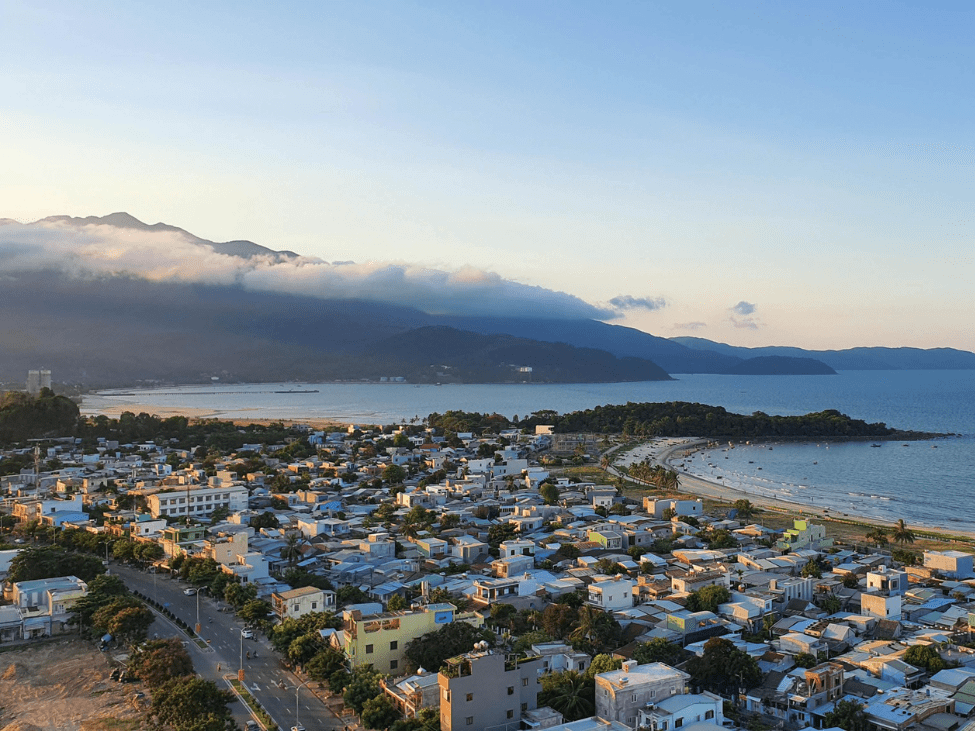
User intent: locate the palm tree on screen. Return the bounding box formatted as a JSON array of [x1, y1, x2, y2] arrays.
[[892, 519, 915, 545], [539, 671, 594, 721], [282, 532, 306, 567], [866, 527, 889, 548]]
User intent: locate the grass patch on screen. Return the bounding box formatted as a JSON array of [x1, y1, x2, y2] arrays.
[[230, 678, 278, 731]]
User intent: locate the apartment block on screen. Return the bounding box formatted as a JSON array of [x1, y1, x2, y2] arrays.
[[146, 485, 248, 519], [595, 660, 690, 728], [439, 650, 543, 731]]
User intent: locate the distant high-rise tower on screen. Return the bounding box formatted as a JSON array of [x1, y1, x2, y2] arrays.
[[26, 369, 52, 396]]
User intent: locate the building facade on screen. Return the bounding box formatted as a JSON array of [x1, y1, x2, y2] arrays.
[[439, 650, 543, 731]]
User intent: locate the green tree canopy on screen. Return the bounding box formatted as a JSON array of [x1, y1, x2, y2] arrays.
[[128, 638, 194, 689], [685, 584, 731, 613], [632, 638, 686, 666], [686, 637, 762, 696], [404, 621, 494, 673], [823, 699, 870, 731], [149, 676, 236, 731]]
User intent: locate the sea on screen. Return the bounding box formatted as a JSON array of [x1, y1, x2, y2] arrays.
[[84, 370, 975, 531]]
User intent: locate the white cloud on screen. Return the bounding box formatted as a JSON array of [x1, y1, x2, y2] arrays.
[[0, 220, 612, 320]]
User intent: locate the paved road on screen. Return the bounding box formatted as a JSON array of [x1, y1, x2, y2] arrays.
[[111, 563, 344, 731]]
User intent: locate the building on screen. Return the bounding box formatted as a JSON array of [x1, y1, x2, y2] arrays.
[[271, 586, 336, 620], [866, 566, 909, 595], [26, 369, 51, 396], [587, 575, 635, 611], [8, 576, 88, 638], [924, 551, 975, 579], [439, 649, 543, 731], [147, 484, 248, 520], [643, 498, 703, 520], [381, 671, 442, 718], [638, 690, 724, 731], [594, 660, 690, 728], [776, 519, 832, 552], [342, 603, 483, 674]]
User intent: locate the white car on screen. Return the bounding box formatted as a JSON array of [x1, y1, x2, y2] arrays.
[[291, 725, 306, 731], [183, 588, 197, 596], [241, 629, 254, 639]]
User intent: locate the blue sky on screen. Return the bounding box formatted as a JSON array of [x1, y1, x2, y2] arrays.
[[2, 1, 972, 350]]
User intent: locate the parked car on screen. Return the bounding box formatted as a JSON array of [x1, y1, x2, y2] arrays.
[[183, 588, 197, 596], [241, 629, 254, 639]]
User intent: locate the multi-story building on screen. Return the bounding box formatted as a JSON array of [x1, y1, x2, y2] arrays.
[[923, 551, 974, 579], [776, 519, 832, 552], [8, 576, 88, 638], [342, 603, 483, 674], [638, 691, 724, 731], [146, 484, 248, 520], [587, 575, 634, 610], [439, 649, 543, 731], [594, 660, 690, 729], [271, 586, 336, 620]]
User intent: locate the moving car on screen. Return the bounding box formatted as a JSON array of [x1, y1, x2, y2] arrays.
[[183, 588, 197, 596], [241, 629, 254, 639]]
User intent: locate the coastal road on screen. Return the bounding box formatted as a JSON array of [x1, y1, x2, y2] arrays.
[[111, 563, 344, 731]]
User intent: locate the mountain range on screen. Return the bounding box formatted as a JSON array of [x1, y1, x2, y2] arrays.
[[1, 213, 972, 386]]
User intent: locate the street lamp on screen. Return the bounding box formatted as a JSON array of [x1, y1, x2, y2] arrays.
[[239, 630, 244, 682], [294, 677, 313, 729]]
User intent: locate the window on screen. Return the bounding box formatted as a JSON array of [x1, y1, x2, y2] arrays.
[[522, 678, 529, 687], [466, 693, 474, 702], [390, 641, 398, 650], [390, 660, 398, 670], [365, 644, 374, 654], [508, 686, 514, 695], [507, 711, 514, 720], [521, 703, 528, 712], [675, 719, 683, 728], [466, 718, 473, 726], [705, 711, 714, 720], [311, 602, 317, 610]]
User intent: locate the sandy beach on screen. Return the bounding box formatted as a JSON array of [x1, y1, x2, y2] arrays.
[[79, 398, 347, 430], [618, 436, 975, 541]]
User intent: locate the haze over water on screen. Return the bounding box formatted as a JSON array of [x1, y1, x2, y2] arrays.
[[86, 370, 975, 531]]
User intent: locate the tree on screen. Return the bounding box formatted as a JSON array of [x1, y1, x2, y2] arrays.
[[904, 644, 946, 674], [685, 584, 731, 613], [282, 532, 307, 567], [823, 699, 870, 731], [820, 594, 842, 614], [801, 559, 823, 579], [344, 665, 383, 714], [542, 602, 579, 640], [842, 573, 861, 589], [762, 613, 777, 641], [92, 597, 153, 646], [383, 464, 407, 484], [733, 499, 755, 520], [149, 676, 236, 731], [307, 647, 347, 682], [632, 638, 685, 666], [865, 527, 889, 548], [128, 638, 194, 689], [794, 652, 817, 669], [239, 599, 273, 625], [892, 518, 915, 545], [289, 633, 322, 668], [540, 482, 560, 505], [686, 638, 762, 696], [388, 593, 408, 611], [250, 511, 280, 530], [569, 606, 621, 654], [584, 653, 622, 680], [439, 514, 461, 530], [538, 670, 595, 721], [404, 621, 494, 673], [361, 694, 400, 731], [72, 573, 129, 630]]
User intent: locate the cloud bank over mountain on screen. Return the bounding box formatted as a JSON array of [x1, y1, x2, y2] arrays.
[[0, 217, 614, 320]]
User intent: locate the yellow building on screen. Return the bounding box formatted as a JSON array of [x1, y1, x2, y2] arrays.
[[343, 603, 484, 675]]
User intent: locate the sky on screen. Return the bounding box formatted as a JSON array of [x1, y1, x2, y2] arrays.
[[1, 0, 973, 351]]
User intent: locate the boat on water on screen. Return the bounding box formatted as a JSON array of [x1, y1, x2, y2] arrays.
[[870, 443, 882, 448], [273, 389, 320, 394]]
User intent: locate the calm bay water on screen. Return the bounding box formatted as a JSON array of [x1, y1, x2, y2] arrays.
[[86, 370, 975, 530]]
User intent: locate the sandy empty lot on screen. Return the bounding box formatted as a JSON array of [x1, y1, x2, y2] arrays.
[[0, 639, 145, 731]]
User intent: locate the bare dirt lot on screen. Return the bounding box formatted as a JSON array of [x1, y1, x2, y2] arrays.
[[0, 639, 145, 731]]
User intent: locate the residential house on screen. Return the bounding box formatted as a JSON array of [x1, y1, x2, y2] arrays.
[[342, 603, 483, 674], [588, 575, 635, 611], [924, 551, 974, 579], [146, 484, 248, 520], [594, 660, 690, 729], [638, 691, 724, 731], [439, 649, 543, 731], [271, 586, 336, 620]]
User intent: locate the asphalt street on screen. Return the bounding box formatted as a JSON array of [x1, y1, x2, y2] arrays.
[[110, 563, 345, 731]]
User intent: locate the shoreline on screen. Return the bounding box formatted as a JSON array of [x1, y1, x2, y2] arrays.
[[645, 437, 975, 542]]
